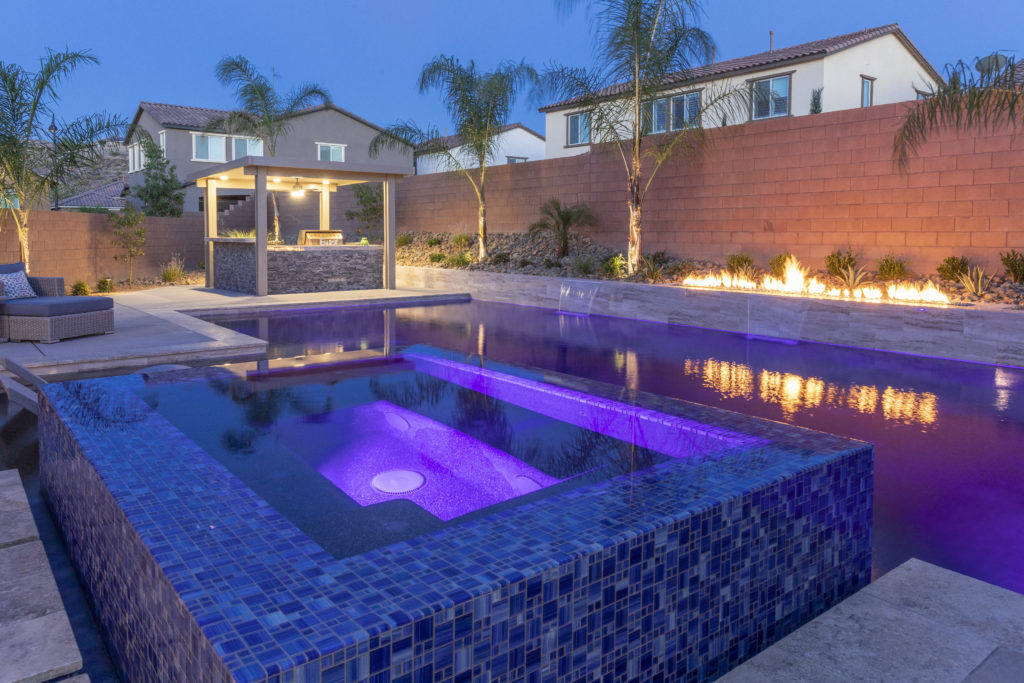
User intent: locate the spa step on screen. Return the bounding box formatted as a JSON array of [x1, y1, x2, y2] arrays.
[[0, 359, 47, 416], [720, 558, 1024, 682], [0, 469, 84, 682]]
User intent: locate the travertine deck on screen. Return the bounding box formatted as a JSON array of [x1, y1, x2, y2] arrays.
[[0, 286, 468, 378], [721, 558, 1024, 682]]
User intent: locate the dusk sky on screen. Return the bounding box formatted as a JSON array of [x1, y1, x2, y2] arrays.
[[5, 0, 1022, 136]]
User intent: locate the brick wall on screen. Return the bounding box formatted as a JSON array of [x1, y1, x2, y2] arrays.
[[395, 103, 1024, 272], [0, 210, 205, 286]]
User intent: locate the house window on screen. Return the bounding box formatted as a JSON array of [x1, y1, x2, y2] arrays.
[[567, 112, 590, 146], [642, 98, 669, 134], [192, 134, 226, 162], [127, 142, 147, 173], [506, 156, 527, 164], [158, 130, 166, 154], [317, 143, 346, 162], [670, 92, 701, 130], [861, 76, 875, 108], [0, 191, 19, 209], [233, 137, 263, 159], [752, 75, 790, 119]]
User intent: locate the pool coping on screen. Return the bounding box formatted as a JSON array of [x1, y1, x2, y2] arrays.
[[396, 266, 1024, 368], [40, 355, 871, 680]]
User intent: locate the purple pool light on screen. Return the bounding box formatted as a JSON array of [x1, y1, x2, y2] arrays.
[[316, 401, 558, 520], [406, 354, 764, 457]]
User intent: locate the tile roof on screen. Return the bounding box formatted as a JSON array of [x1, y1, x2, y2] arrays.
[[60, 177, 128, 209], [139, 101, 230, 130], [416, 122, 545, 153], [540, 23, 939, 111]]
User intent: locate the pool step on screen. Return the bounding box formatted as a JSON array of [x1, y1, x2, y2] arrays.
[[0, 469, 84, 682], [721, 558, 1024, 682]]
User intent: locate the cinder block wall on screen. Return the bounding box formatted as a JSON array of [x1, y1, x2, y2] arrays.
[[395, 103, 1024, 272], [0, 210, 205, 286]]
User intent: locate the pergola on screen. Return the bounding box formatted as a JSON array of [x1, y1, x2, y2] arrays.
[[188, 157, 409, 295]]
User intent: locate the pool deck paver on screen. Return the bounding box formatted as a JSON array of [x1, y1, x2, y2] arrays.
[[0, 286, 469, 378], [721, 558, 1024, 682], [0, 470, 82, 683]]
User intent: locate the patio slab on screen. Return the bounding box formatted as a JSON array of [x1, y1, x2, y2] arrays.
[[0, 286, 468, 378], [721, 558, 1024, 682]]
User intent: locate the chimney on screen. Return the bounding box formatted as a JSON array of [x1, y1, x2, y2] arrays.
[[769, 30, 774, 52]]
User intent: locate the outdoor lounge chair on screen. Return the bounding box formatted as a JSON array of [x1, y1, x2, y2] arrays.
[[0, 263, 113, 343]]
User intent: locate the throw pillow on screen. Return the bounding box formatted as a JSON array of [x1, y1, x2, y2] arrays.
[[0, 270, 37, 299]]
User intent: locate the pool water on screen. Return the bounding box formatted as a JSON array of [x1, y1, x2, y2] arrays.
[[202, 300, 1024, 594], [139, 351, 751, 558]]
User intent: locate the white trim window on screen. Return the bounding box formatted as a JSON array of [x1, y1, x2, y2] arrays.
[[861, 76, 875, 108], [232, 136, 264, 159], [317, 142, 346, 162], [752, 75, 791, 120], [671, 92, 701, 129], [567, 112, 590, 146], [127, 142, 147, 173], [191, 133, 226, 162], [642, 98, 669, 134], [158, 130, 166, 154], [506, 156, 527, 164]]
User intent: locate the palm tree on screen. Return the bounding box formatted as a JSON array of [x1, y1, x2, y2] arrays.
[[543, 0, 745, 274], [528, 198, 598, 258], [0, 49, 124, 270], [370, 56, 537, 260], [894, 55, 1022, 171], [211, 56, 329, 241]]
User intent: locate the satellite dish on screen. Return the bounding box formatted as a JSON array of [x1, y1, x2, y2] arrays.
[[976, 53, 1008, 75]]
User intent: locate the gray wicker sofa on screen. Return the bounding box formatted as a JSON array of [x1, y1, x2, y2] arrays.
[[0, 263, 113, 343]]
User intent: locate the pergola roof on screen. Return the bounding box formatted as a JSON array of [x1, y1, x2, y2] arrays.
[[185, 156, 410, 191]]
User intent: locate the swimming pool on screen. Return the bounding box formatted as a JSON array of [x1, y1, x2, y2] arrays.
[[203, 300, 1024, 595]]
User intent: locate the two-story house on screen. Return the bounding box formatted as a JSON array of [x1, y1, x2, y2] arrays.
[[540, 23, 943, 158], [124, 101, 412, 211], [414, 123, 546, 174]]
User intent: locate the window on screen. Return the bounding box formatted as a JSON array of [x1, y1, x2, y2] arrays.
[[158, 130, 166, 154], [861, 76, 875, 108], [671, 92, 701, 130], [317, 143, 346, 162], [0, 191, 19, 209], [642, 98, 669, 134], [232, 136, 263, 159], [567, 112, 590, 146], [506, 156, 527, 164], [752, 75, 790, 119], [192, 133, 226, 162], [127, 142, 147, 173]]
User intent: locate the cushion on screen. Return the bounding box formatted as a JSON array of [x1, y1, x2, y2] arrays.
[[0, 295, 112, 317], [0, 270, 36, 299], [0, 262, 26, 275]]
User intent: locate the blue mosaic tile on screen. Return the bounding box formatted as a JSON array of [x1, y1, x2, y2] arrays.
[[38, 358, 872, 681]]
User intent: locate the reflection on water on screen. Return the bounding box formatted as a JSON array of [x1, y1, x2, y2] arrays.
[[682, 358, 938, 427]]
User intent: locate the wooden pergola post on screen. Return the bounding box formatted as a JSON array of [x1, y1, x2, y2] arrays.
[[204, 179, 218, 288], [383, 176, 396, 290], [255, 168, 268, 296]]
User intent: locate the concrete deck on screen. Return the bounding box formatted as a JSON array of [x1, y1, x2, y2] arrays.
[[0, 286, 468, 378], [721, 558, 1024, 682], [0, 469, 83, 683]]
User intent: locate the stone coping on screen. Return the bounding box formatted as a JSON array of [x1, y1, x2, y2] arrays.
[[396, 266, 1024, 368]]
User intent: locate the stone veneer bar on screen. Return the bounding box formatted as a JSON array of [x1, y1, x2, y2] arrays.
[[396, 267, 1024, 368], [212, 239, 383, 294], [38, 360, 871, 681]]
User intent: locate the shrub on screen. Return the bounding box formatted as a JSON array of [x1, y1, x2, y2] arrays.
[[725, 251, 754, 275], [876, 254, 909, 281], [490, 252, 510, 265], [528, 198, 598, 258], [428, 252, 445, 263], [426, 237, 442, 247], [452, 233, 472, 250], [836, 265, 871, 289], [518, 258, 531, 268], [70, 280, 90, 296], [444, 251, 471, 268], [359, 237, 370, 246], [937, 255, 970, 281], [647, 250, 670, 267], [1001, 249, 1024, 283], [161, 253, 186, 283], [768, 252, 793, 278], [665, 260, 695, 280], [95, 277, 114, 293], [825, 249, 857, 277], [574, 258, 595, 276], [543, 257, 559, 269], [222, 229, 255, 238], [959, 266, 990, 296], [639, 256, 664, 283], [602, 253, 627, 278], [395, 233, 412, 247]]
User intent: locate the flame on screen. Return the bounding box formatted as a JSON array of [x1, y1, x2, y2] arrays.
[[681, 256, 949, 305]]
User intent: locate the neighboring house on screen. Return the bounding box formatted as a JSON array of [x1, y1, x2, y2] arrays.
[[60, 177, 128, 211], [124, 101, 413, 212], [415, 123, 545, 174], [540, 23, 943, 158]]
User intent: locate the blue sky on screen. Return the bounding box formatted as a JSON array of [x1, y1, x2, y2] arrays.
[[5, 0, 1022, 136]]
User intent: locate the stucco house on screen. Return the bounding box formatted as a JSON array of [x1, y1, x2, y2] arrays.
[[124, 101, 412, 211], [540, 23, 943, 159], [414, 123, 546, 174]]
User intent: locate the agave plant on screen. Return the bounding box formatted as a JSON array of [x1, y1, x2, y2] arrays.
[[836, 265, 871, 289], [958, 266, 989, 297]]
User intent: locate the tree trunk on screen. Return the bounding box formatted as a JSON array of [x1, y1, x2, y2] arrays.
[[477, 197, 488, 260], [128, 259, 133, 289], [271, 192, 281, 242], [16, 212, 29, 272], [626, 173, 643, 274]]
